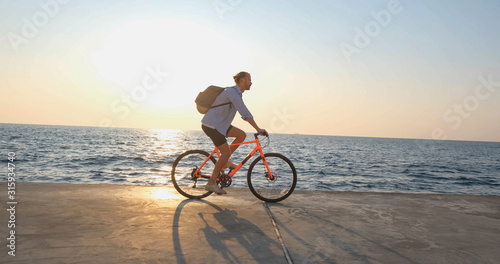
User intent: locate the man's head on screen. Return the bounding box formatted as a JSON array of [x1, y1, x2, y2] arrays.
[[233, 71, 252, 91]]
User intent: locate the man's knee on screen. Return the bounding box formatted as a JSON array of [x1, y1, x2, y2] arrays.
[[228, 127, 246, 141], [238, 131, 247, 141], [234, 128, 246, 140]]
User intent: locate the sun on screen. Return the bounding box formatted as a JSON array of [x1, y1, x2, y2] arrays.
[[89, 17, 253, 110]]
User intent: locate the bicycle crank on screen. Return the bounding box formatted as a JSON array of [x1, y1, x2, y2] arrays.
[[217, 173, 232, 188]]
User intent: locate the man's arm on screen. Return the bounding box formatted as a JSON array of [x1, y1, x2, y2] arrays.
[[245, 118, 268, 136], [226, 90, 268, 136]]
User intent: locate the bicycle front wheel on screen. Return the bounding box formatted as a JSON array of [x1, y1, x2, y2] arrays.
[[171, 150, 216, 199], [247, 153, 297, 202]]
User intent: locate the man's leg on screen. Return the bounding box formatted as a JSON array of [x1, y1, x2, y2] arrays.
[[206, 142, 230, 194], [226, 126, 246, 168], [227, 126, 246, 153]]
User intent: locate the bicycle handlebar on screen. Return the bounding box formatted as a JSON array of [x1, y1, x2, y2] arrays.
[[254, 132, 269, 138]]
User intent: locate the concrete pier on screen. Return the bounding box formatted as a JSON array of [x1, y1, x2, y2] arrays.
[[1, 182, 499, 263]]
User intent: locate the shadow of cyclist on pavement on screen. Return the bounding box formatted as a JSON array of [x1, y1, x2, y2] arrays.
[[173, 199, 284, 264]]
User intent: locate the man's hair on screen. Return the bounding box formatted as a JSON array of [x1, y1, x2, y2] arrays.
[[233, 71, 249, 84]]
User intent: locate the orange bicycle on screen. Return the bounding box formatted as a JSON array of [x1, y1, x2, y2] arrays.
[[171, 133, 297, 202]]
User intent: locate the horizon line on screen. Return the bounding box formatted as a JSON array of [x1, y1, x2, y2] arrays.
[[2, 122, 499, 144]]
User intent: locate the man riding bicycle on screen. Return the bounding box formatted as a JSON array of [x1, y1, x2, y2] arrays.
[[201, 71, 268, 194]]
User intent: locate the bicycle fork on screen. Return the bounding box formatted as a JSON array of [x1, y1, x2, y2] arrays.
[[257, 150, 275, 181]]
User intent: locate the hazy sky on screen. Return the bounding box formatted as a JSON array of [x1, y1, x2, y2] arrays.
[[1, 0, 499, 142]]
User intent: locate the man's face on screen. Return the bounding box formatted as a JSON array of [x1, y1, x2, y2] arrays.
[[243, 74, 252, 90]]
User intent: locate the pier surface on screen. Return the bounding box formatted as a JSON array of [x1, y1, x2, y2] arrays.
[[1, 182, 499, 263]]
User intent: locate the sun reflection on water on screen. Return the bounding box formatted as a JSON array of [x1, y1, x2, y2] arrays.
[[150, 174, 170, 185], [151, 128, 182, 140], [149, 128, 184, 156]]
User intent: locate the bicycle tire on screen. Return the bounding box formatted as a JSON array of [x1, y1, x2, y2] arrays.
[[247, 153, 297, 202], [171, 150, 216, 199]]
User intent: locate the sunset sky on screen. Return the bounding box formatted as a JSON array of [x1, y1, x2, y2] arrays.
[[1, 0, 499, 142]]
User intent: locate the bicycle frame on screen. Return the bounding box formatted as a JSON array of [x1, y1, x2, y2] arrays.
[[194, 133, 274, 180]]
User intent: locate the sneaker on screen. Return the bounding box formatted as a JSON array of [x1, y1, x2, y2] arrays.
[[205, 184, 227, 194]]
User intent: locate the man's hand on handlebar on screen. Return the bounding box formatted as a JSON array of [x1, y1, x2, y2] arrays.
[[258, 129, 269, 137]]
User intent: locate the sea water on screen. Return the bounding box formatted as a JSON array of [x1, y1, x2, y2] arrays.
[[2, 123, 499, 195]]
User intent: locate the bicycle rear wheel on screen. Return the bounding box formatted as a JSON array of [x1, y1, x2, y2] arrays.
[[171, 150, 216, 199], [247, 153, 297, 202]]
